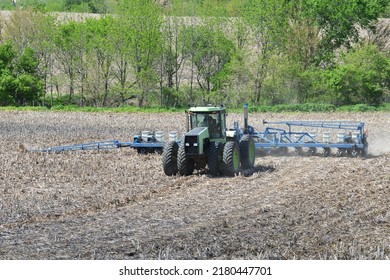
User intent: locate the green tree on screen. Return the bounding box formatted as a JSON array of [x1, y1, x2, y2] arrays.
[[182, 24, 235, 104], [159, 0, 196, 106], [261, 53, 300, 105], [83, 16, 115, 107], [0, 42, 43, 106], [243, 0, 289, 105], [0, 42, 16, 105], [14, 47, 43, 105], [1, 8, 41, 53], [115, 0, 163, 107], [54, 20, 89, 103], [227, 0, 251, 49], [0, 41, 14, 69], [295, 0, 389, 61], [326, 44, 390, 106], [1, 9, 58, 105], [281, 0, 389, 104], [27, 12, 57, 106], [108, 16, 134, 105]]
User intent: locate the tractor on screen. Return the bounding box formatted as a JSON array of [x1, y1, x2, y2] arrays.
[[162, 104, 256, 177]]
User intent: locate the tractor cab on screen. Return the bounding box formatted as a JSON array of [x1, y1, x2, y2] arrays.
[[188, 106, 226, 140]]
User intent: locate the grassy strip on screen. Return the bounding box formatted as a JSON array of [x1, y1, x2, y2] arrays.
[[0, 105, 183, 113], [49, 105, 183, 113], [1, 103, 389, 113], [0, 106, 49, 111]]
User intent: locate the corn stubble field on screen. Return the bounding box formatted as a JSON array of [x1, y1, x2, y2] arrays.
[[0, 110, 389, 260]]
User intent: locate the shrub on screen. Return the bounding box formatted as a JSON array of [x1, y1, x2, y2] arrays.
[[0, 42, 43, 106], [327, 44, 390, 106]]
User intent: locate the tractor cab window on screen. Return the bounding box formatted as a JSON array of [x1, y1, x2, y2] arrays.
[[190, 111, 225, 139]]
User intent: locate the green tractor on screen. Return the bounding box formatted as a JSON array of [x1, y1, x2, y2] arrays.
[[162, 104, 255, 176]]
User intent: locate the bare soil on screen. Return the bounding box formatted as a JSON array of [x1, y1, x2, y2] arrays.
[[0, 110, 389, 260]]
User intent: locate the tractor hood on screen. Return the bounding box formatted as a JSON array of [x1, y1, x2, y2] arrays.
[[184, 127, 209, 156], [186, 127, 209, 137]]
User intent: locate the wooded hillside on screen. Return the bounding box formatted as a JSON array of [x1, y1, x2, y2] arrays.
[[0, 0, 389, 108]]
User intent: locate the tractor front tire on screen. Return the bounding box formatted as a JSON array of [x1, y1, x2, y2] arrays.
[[178, 144, 194, 176], [223, 141, 240, 177], [239, 135, 255, 169], [162, 141, 178, 176]]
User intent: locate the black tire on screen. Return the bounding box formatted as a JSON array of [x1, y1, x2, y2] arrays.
[[137, 148, 148, 154], [217, 143, 225, 175], [295, 147, 304, 156], [208, 142, 223, 176], [223, 141, 240, 177], [323, 148, 331, 157], [337, 148, 346, 157], [351, 148, 359, 158], [162, 141, 178, 176], [178, 144, 194, 176], [362, 139, 369, 157], [240, 135, 255, 169], [278, 147, 288, 155], [307, 147, 317, 156]]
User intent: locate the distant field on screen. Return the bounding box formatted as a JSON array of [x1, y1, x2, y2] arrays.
[[0, 110, 389, 259]]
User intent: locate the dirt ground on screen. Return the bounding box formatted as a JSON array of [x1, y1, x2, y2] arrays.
[[0, 110, 389, 260]]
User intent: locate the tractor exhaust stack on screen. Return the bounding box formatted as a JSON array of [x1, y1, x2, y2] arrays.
[[244, 103, 249, 134]]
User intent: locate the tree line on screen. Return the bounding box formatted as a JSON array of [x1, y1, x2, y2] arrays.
[[0, 0, 389, 108]]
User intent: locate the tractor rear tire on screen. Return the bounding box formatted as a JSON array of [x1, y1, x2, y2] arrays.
[[178, 144, 194, 176], [223, 141, 240, 177], [162, 141, 178, 176], [239, 135, 255, 169], [218, 143, 225, 175], [208, 142, 223, 176]]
